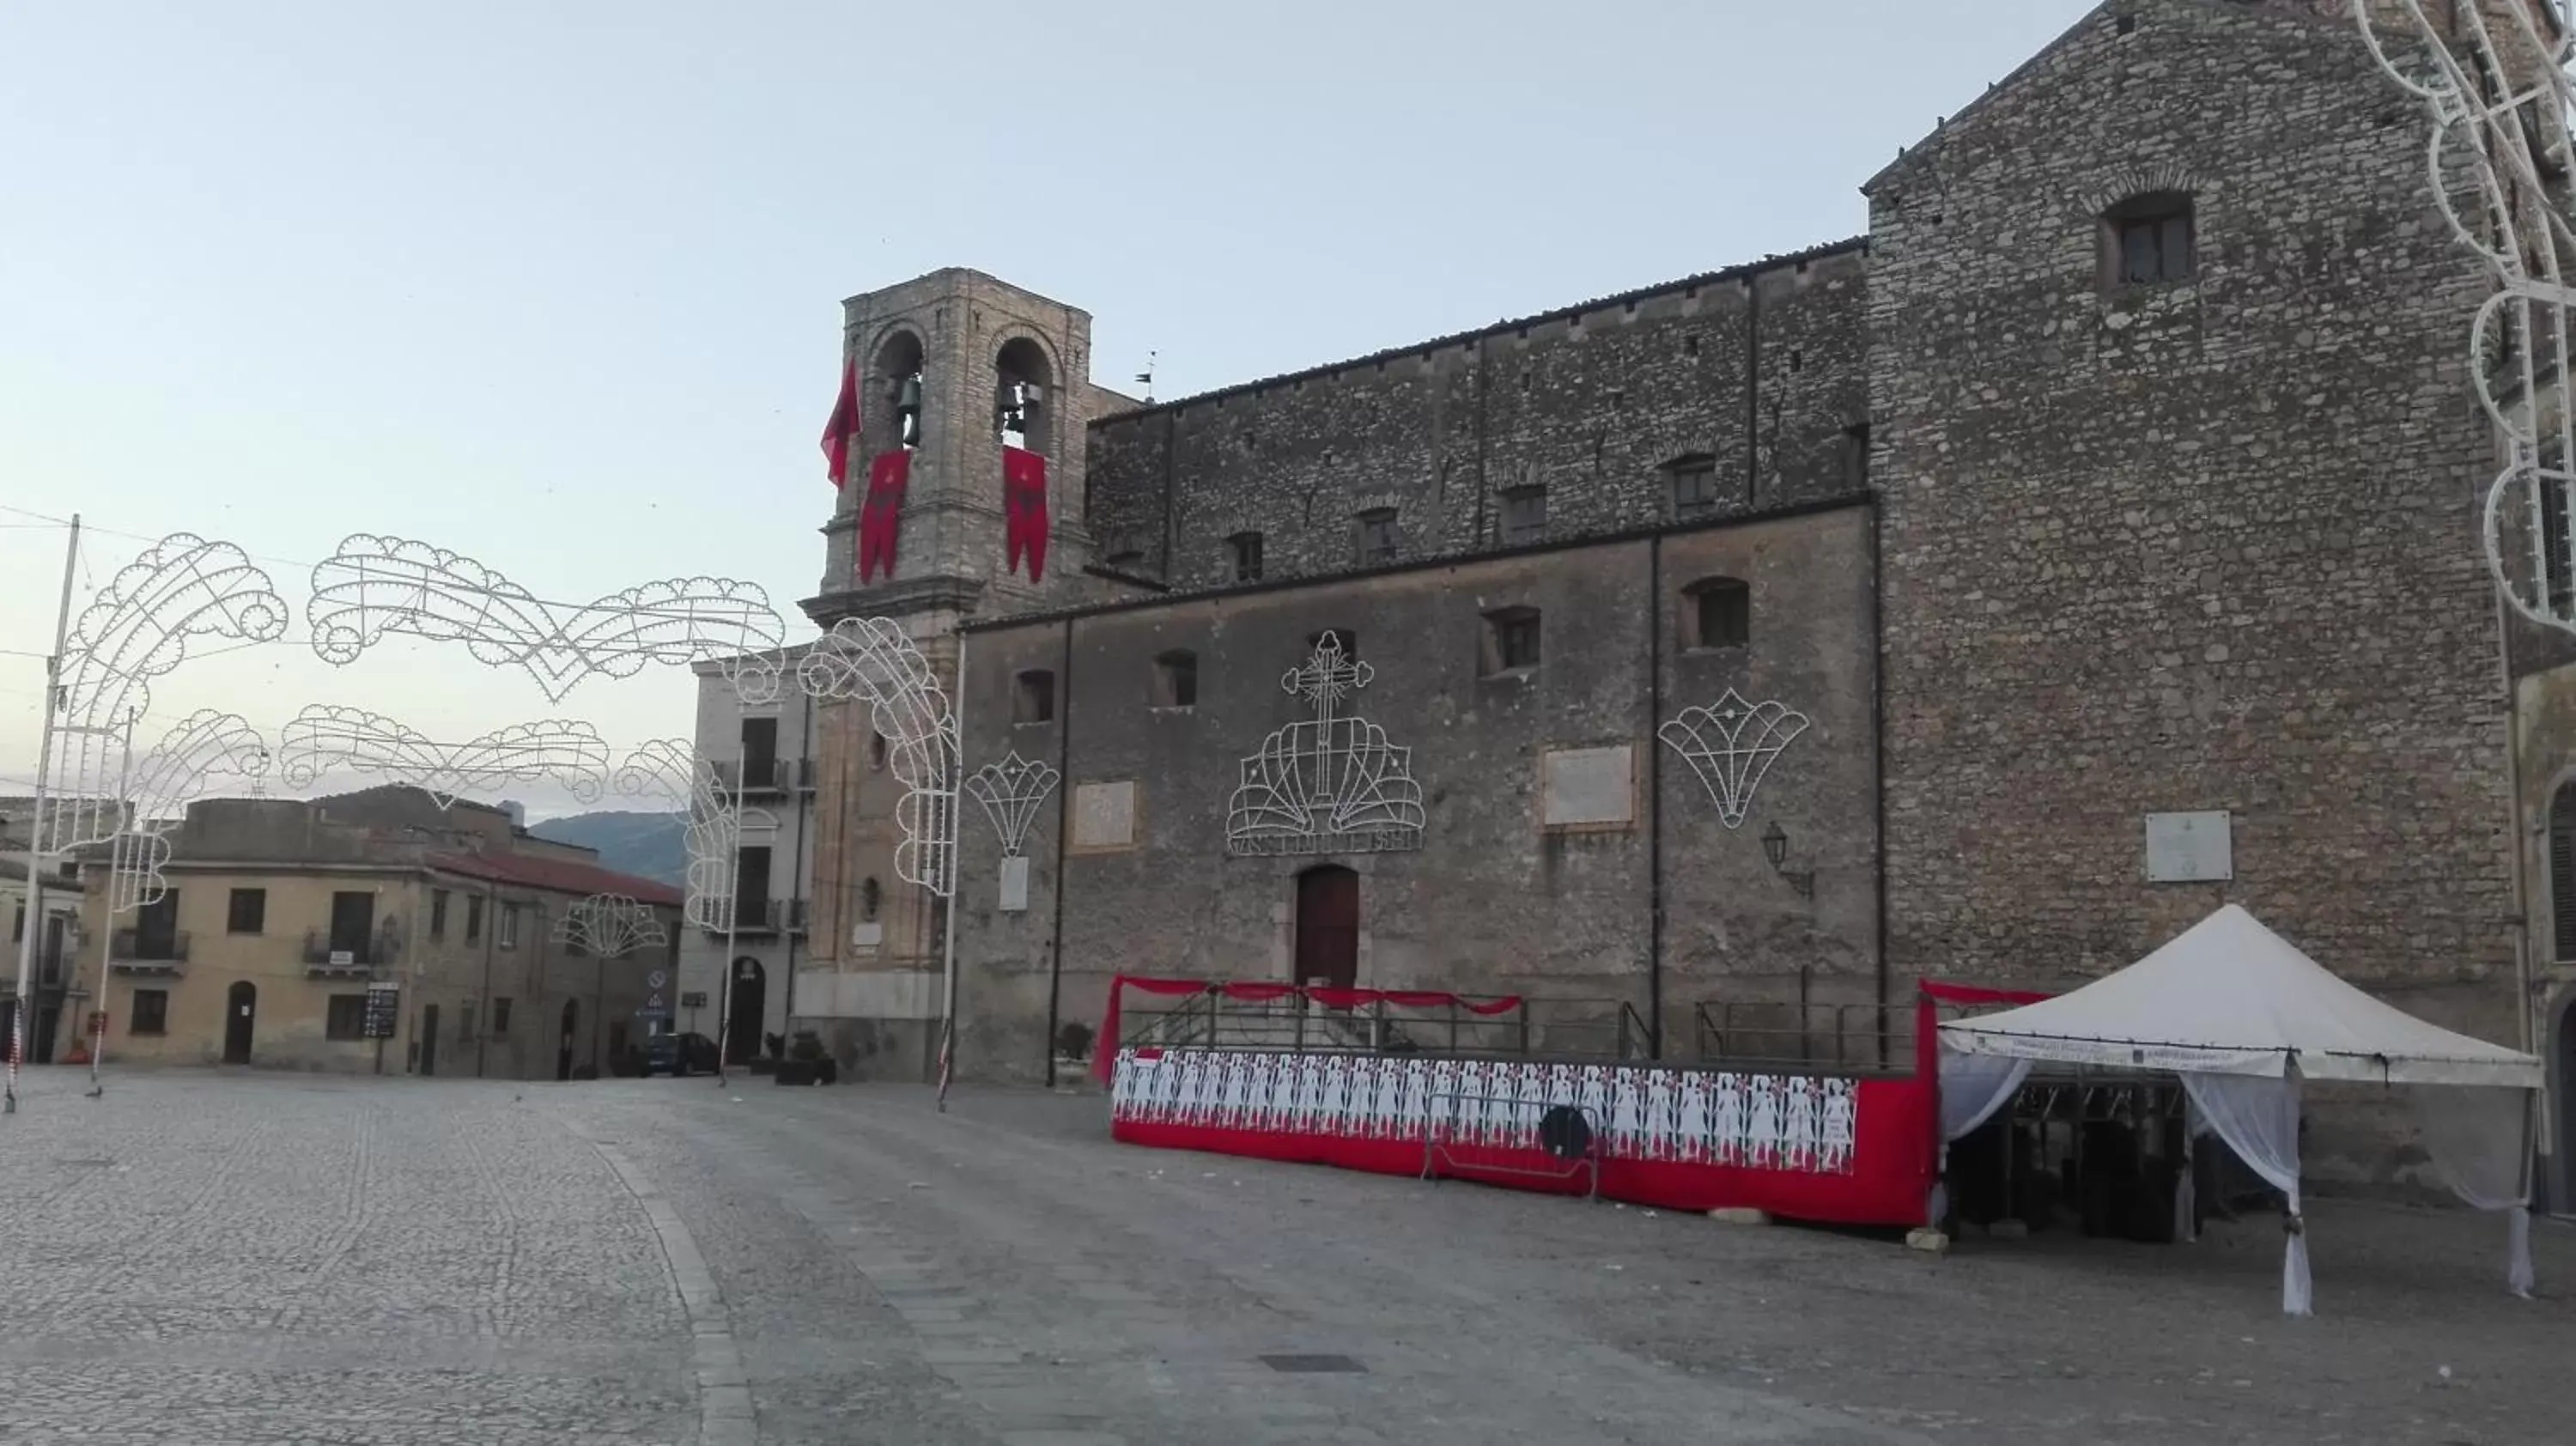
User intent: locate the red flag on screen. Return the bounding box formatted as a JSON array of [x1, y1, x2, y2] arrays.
[[1003, 446, 1049, 581], [820, 356, 860, 488], [858, 451, 911, 582]]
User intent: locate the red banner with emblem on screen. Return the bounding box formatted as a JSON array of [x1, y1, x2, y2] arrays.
[[1003, 445, 1048, 580], [857, 450, 910, 583]]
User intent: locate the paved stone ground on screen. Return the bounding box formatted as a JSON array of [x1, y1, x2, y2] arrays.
[[0, 1070, 2567, 1444]]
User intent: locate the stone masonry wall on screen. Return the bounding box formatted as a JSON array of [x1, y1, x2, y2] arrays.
[[1870, 0, 2516, 1046], [948, 504, 1879, 1084], [1083, 246, 1869, 592]]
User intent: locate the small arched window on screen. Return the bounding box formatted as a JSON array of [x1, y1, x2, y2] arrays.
[[1683, 577, 1751, 650], [2102, 191, 2195, 287], [860, 877, 882, 923], [2551, 784, 2576, 960], [1481, 606, 1541, 675], [996, 337, 1054, 457], [868, 730, 889, 772], [1153, 649, 1199, 708], [1015, 669, 1057, 725]]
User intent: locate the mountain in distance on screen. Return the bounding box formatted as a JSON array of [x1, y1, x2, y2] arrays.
[[529, 810, 686, 886]]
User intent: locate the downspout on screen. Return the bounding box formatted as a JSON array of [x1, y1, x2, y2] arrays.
[[1043, 613, 1076, 1086], [1872, 494, 1893, 1064], [1647, 533, 1665, 1058], [782, 684, 812, 1031], [477, 880, 499, 1078]]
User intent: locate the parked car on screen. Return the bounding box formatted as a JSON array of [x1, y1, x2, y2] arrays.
[[641, 1032, 719, 1077]]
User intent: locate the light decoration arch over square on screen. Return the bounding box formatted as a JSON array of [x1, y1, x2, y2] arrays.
[[553, 894, 669, 958], [276, 705, 610, 810], [1225, 631, 1425, 856], [797, 617, 959, 896], [106, 709, 272, 914]]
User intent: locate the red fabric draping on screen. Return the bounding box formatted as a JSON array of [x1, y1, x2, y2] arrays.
[[1094, 976, 1211, 1083], [820, 357, 860, 488], [857, 451, 911, 582], [1002, 446, 1049, 580], [1918, 981, 2056, 1007]]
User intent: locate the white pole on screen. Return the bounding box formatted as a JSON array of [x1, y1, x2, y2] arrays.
[[86, 730, 135, 1097], [714, 748, 745, 1086], [936, 627, 967, 1112], [8, 515, 81, 1116]]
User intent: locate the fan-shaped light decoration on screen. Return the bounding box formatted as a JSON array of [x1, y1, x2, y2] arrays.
[[39, 535, 289, 854], [106, 709, 271, 913], [797, 617, 959, 896], [613, 738, 776, 932], [1657, 689, 1810, 829], [552, 893, 669, 957], [307, 533, 789, 702], [276, 705, 609, 808], [2358, 5, 2576, 636], [964, 750, 1060, 859]]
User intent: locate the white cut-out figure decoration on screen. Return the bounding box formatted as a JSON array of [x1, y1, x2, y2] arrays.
[[1658, 688, 1812, 829], [1226, 632, 1425, 855]]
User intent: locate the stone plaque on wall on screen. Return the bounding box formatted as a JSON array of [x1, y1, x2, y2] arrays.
[[1072, 781, 1139, 852], [999, 856, 1030, 912], [1542, 744, 1636, 829], [2145, 811, 2233, 883]]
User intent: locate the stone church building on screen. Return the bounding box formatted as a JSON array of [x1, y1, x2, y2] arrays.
[[786, 0, 2576, 1194]]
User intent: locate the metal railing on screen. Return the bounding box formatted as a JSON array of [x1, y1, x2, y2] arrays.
[[301, 927, 401, 968], [710, 758, 810, 794], [110, 928, 189, 965], [1115, 987, 1657, 1064], [1691, 999, 1919, 1075]]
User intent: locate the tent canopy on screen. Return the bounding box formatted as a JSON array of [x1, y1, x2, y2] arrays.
[[1938, 905, 2542, 1088]]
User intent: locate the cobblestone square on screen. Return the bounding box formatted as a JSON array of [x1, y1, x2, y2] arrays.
[[0, 1070, 2567, 1444]]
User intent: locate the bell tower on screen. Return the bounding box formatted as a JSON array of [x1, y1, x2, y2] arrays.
[[799, 269, 1107, 1081], [807, 268, 1103, 624]]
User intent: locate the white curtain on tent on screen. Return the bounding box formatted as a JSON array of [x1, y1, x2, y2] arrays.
[[2179, 1072, 2312, 1317], [2410, 1084, 2538, 1297], [1927, 1050, 2032, 1225]]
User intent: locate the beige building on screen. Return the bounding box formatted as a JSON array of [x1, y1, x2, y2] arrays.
[[3, 855, 84, 1065], [73, 789, 682, 1078]]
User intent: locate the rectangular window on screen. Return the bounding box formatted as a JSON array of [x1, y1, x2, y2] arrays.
[[500, 903, 521, 950], [1690, 580, 1752, 649], [1355, 510, 1399, 566], [459, 1004, 477, 1042], [492, 998, 513, 1036], [1842, 422, 1870, 491], [9, 905, 20, 943], [1154, 650, 1198, 708], [227, 888, 267, 934], [1502, 487, 1546, 545], [131, 988, 169, 1036], [325, 994, 367, 1041], [1671, 463, 1719, 519], [1015, 670, 1056, 725], [1230, 532, 1264, 582], [466, 894, 484, 944], [1485, 609, 1542, 673], [430, 889, 449, 940]]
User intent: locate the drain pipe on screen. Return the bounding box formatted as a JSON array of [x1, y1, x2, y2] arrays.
[[1043, 614, 1075, 1086], [1646, 533, 1665, 1058]]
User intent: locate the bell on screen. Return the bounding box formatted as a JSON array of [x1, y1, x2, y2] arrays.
[[895, 374, 922, 412]]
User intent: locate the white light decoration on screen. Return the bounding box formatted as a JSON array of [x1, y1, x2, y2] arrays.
[[1224, 631, 1425, 856], [797, 617, 959, 896], [613, 738, 775, 932], [2358, 5, 2576, 635], [276, 704, 609, 809], [1658, 689, 1811, 830], [552, 893, 669, 957], [307, 533, 790, 702], [963, 749, 1060, 859], [106, 709, 270, 914], [38, 534, 289, 854]]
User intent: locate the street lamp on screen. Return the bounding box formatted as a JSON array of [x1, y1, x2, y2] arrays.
[[1761, 821, 1815, 900]]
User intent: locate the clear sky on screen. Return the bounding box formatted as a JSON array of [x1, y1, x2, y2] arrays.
[[0, 0, 2082, 816]]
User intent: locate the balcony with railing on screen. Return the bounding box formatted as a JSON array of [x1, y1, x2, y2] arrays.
[[699, 897, 808, 937], [303, 927, 402, 977], [108, 928, 190, 975], [709, 757, 809, 798]]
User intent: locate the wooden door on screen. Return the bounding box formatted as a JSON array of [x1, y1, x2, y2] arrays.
[[418, 1006, 440, 1077], [1294, 866, 1360, 991], [222, 981, 256, 1064]]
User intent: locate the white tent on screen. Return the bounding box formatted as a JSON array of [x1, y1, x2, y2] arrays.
[[1938, 904, 2544, 1315]]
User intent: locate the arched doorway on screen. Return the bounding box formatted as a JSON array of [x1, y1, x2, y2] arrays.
[[222, 981, 257, 1065], [1294, 866, 1360, 991], [726, 957, 766, 1064], [557, 999, 580, 1081]]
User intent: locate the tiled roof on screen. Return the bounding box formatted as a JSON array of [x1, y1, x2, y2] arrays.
[[423, 850, 683, 907]]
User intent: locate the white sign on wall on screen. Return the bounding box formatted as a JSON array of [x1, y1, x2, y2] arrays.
[[999, 856, 1030, 912], [1072, 781, 1139, 852], [1541, 744, 1636, 829], [2145, 811, 2233, 883]]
